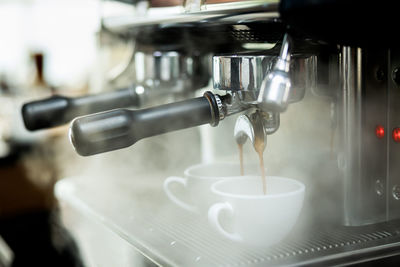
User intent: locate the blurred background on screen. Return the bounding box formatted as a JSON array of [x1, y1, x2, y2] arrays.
[[0, 0, 100, 266], [0, 1, 219, 266]]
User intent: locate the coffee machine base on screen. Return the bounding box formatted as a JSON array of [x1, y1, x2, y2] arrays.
[[55, 174, 400, 267]]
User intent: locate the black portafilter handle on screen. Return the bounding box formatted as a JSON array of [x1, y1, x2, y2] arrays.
[[22, 87, 139, 131], [69, 92, 222, 156]]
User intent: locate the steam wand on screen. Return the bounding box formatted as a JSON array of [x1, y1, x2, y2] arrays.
[[257, 33, 293, 113]]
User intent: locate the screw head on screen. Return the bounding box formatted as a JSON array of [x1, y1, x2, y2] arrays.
[[393, 185, 400, 200], [392, 67, 400, 85], [375, 179, 384, 196]]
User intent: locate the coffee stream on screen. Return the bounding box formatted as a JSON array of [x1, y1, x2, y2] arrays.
[[254, 135, 267, 195], [238, 138, 266, 195], [238, 144, 244, 176]]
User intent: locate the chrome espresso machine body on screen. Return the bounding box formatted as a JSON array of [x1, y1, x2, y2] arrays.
[[24, 0, 400, 265]]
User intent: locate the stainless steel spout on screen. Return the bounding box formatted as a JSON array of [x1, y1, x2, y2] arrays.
[[257, 34, 293, 112], [234, 111, 267, 152]]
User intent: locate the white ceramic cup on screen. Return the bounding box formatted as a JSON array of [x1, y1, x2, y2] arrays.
[[163, 162, 259, 214], [208, 176, 305, 247]]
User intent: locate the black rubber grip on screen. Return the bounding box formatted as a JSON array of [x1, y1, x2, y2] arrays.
[[69, 96, 214, 156], [22, 87, 139, 131]]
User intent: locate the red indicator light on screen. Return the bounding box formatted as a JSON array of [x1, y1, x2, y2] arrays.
[[375, 125, 385, 139], [393, 128, 400, 143]]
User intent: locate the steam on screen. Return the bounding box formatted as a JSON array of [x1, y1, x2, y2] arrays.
[[20, 77, 343, 266]]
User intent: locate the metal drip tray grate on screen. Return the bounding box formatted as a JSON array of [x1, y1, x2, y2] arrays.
[[56, 176, 400, 267], [130, 208, 400, 266]]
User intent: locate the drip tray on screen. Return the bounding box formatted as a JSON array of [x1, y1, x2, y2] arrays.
[[55, 176, 400, 266]]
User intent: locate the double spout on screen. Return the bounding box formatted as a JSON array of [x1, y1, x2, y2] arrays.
[[234, 111, 280, 154]]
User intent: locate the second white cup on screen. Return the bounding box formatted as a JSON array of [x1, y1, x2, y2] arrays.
[[163, 162, 259, 214]]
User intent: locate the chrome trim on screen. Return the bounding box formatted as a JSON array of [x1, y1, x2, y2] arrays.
[[102, 2, 279, 31]]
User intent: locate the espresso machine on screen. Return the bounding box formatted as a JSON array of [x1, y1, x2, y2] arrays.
[[24, 0, 400, 266]]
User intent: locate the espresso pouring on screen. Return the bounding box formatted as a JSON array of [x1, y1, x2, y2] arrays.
[[238, 138, 267, 195]]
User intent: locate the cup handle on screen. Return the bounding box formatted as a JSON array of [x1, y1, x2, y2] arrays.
[[163, 176, 197, 213], [208, 202, 242, 242]]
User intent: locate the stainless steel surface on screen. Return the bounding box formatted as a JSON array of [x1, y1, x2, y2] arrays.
[[338, 47, 389, 226], [102, 2, 279, 32], [234, 114, 256, 145], [263, 111, 279, 134], [392, 186, 400, 201], [257, 34, 292, 113], [234, 111, 266, 151], [340, 46, 364, 226], [213, 94, 225, 122], [388, 49, 400, 220], [287, 54, 315, 103], [220, 92, 251, 117], [56, 176, 400, 267], [134, 50, 208, 96], [212, 51, 315, 125], [213, 54, 274, 92], [135, 51, 181, 85], [275, 34, 292, 72]]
